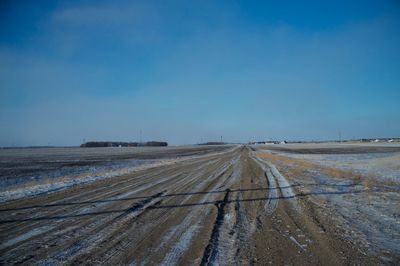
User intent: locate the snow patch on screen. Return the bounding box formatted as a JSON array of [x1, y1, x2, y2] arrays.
[[0, 226, 54, 250]]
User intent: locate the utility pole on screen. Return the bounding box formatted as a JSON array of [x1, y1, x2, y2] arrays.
[[338, 131, 342, 142], [140, 130, 142, 143], [220, 136, 222, 143]]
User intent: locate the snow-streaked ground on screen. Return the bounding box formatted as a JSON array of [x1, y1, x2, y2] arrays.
[[254, 144, 400, 262], [267, 150, 400, 183], [0, 145, 234, 202], [0, 158, 173, 202]]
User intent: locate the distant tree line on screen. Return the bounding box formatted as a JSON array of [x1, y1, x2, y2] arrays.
[[80, 141, 168, 147]]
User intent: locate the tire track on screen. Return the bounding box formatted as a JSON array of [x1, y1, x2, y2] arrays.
[[200, 189, 231, 266], [161, 154, 241, 265], [250, 155, 279, 215], [37, 191, 166, 265], [1, 146, 251, 265], [0, 153, 228, 260], [71, 151, 239, 265]]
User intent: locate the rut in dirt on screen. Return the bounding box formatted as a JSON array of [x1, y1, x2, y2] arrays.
[[200, 188, 231, 266]]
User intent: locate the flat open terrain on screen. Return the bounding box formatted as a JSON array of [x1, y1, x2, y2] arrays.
[[0, 144, 399, 265]]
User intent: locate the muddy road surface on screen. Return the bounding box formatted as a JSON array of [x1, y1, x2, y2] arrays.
[[0, 146, 385, 265]]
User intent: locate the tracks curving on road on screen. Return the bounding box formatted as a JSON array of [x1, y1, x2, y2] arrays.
[[0, 146, 378, 265]]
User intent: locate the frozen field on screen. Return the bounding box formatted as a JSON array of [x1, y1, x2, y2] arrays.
[[0, 145, 231, 202], [261, 142, 400, 182], [0, 144, 399, 265], [254, 143, 400, 263]]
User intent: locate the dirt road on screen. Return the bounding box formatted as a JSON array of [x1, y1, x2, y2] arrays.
[[0, 146, 380, 265]]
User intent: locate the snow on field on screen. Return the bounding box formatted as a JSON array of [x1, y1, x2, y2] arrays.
[[309, 173, 400, 259], [256, 148, 400, 261], [0, 225, 54, 250], [265, 150, 400, 183], [0, 159, 172, 202], [0, 146, 239, 203]]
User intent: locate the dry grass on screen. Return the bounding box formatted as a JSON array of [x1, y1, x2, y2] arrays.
[[363, 174, 379, 189], [363, 174, 399, 189]]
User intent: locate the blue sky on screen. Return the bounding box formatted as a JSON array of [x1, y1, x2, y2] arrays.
[[1, 0, 400, 146]]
